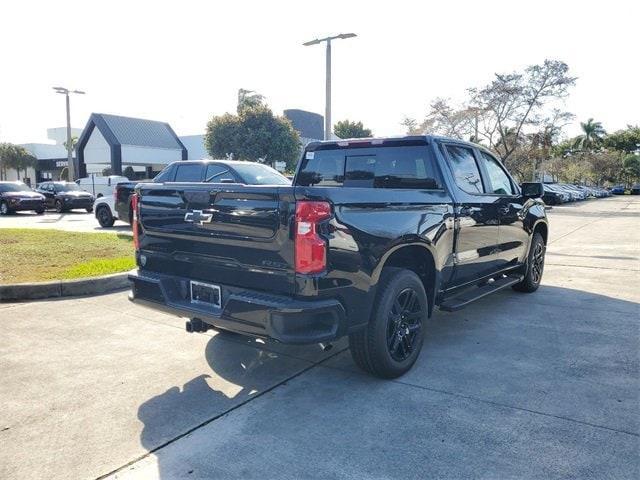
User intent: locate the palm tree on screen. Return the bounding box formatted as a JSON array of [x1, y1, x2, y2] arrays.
[[573, 118, 606, 151]]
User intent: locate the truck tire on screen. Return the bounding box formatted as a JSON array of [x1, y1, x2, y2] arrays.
[[512, 232, 545, 293], [96, 205, 115, 227], [349, 268, 427, 378]]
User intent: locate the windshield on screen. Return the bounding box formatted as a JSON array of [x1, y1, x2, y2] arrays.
[[56, 183, 83, 192], [0, 183, 31, 193], [232, 163, 290, 185]]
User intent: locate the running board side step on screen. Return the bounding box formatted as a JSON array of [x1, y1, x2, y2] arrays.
[[439, 275, 524, 312]]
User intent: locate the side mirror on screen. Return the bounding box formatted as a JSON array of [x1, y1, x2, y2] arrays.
[[521, 182, 544, 199]]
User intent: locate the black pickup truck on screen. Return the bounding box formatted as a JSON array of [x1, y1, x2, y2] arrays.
[[128, 136, 548, 378]]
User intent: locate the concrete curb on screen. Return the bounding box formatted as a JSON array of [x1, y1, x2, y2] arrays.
[[0, 271, 130, 302]]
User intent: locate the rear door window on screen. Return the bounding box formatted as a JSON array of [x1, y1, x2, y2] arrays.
[[444, 145, 484, 194], [297, 144, 441, 189], [205, 164, 237, 183], [173, 164, 203, 182]]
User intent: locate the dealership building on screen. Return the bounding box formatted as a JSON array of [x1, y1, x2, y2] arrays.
[[16, 109, 324, 183]]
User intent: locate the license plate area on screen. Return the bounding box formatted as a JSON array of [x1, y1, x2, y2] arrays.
[[190, 281, 221, 308]]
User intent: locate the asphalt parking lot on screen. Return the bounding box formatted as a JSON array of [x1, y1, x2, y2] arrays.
[[0, 196, 638, 479], [0, 210, 130, 233]]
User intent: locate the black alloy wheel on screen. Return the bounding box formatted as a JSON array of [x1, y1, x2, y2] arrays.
[[96, 206, 115, 227], [512, 232, 546, 293], [531, 241, 545, 285], [349, 268, 427, 378], [387, 287, 423, 362]]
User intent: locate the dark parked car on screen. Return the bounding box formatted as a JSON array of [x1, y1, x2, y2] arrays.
[[610, 185, 626, 195], [128, 136, 549, 379], [36, 181, 95, 213], [0, 181, 45, 215], [631, 184, 640, 195], [96, 160, 290, 228]]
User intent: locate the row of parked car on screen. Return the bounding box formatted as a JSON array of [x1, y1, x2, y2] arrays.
[[610, 184, 640, 195], [541, 183, 613, 205], [0, 180, 95, 215]]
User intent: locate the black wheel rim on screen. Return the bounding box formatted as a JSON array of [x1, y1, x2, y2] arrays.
[[98, 209, 109, 223], [386, 288, 423, 362], [531, 242, 545, 284], [56, 201, 62, 213]]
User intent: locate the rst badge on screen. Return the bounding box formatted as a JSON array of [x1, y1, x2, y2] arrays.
[[184, 210, 213, 225]]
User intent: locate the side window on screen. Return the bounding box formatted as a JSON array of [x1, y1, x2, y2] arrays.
[[205, 164, 236, 183], [444, 145, 484, 194], [297, 151, 345, 186], [479, 151, 514, 195], [173, 164, 203, 182], [153, 165, 175, 182]]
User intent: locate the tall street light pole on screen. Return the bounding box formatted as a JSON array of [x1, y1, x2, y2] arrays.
[[53, 86, 85, 181], [303, 33, 356, 140]]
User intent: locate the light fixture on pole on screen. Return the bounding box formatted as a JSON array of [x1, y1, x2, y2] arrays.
[[53, 86, 85, 181], [303, 33, 357, 140]]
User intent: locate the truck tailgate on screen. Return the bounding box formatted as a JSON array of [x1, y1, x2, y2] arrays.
[[136, 183, 296, 295]]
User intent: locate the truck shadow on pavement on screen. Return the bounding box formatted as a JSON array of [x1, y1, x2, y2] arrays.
[[134, 285, 639, 479]]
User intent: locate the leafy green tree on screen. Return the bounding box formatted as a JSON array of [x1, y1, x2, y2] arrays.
[[20, 151, 37, 181], [237, 89, 265, 113], [0, 143, 36, 181], [603, 126, 640, 153], [204, 104, 301, 170], [0, 143, 13, 180], [573, 118, 606, 151], [622, 154, 640, 184], [333, 119, 373, 139]]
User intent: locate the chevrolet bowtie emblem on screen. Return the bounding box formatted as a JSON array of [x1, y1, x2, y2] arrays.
[[184, 210, 213, 225]]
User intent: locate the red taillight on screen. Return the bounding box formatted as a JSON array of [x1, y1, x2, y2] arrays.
[[295, 201, 331, 274], [113, 186, 118, 204], [131, 193, 140, 250]]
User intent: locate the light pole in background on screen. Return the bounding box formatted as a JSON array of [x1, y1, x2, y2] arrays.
[[303, 33, 357, 140], [53, 86, 85, 181]]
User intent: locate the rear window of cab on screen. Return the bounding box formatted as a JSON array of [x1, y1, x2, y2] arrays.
[[296, 142, 443, 189]]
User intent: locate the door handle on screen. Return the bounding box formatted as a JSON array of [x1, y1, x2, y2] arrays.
[[498, 206, 510, 215]]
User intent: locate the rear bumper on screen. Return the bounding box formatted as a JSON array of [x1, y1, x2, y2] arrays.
[[128, 269, 347, 344]]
